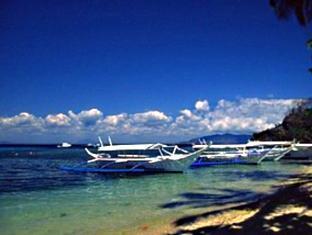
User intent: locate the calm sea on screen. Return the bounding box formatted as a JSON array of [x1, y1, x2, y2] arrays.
[[0, 147, 307, 234]]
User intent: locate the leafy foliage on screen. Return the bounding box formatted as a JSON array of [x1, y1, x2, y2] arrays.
[[270, 0, 312, 73], [270, 0, 312, 26]]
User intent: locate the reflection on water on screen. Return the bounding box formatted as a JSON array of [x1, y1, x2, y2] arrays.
[[0, 147, 306, 235]]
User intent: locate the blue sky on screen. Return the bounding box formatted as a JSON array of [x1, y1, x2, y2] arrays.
[[0, 0, 311, 143]]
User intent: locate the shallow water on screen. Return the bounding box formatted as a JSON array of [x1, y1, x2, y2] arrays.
[[0, 147, 306, 235]]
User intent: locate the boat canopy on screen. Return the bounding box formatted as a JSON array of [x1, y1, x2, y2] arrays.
[[295, 143, 312, 147], [246, 141, 293, 147], [98, 143, 168, 151], [193, 140, 294, 150]]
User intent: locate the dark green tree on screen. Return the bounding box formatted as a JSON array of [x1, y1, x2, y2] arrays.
[[270, 0, 312, 26], [252, 99, 312, 142]]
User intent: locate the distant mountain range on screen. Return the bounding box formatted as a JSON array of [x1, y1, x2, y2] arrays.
[[188, 133, 251, 144]]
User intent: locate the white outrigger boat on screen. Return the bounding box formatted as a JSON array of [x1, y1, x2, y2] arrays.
[[57, 142, 72, 148], [191, 140, 295, 167], [61, 137, 210, 173]]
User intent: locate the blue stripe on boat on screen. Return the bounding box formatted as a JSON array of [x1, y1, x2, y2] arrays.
[[190, 158, 246, 168], [59, 166, 146, 173]]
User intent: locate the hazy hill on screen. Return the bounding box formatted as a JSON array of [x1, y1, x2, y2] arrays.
[[252, 106, 312, 142], [189, 133, 251, 144]]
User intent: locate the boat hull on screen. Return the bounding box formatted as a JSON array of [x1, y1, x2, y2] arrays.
[[191, 157, 244, 167], [282, 149, 312, 160], [60, 154, 197, 173], [61, 145, 209, 174], [146, 155, 197, 172]]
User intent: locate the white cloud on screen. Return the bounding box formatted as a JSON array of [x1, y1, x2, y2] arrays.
[[68, 108, 103, 126], [179, 109, 200, 121], [45, 113, 71, 127], [0, 112, 44, 142], [0, 98, 301, 143], [195, 100, 209, 111], [167, 98, 300, 139], [0, 112, 37, 127], [131, 110, 171, 123], [0, 112, 44, 133], [102, 113, 127, 126]]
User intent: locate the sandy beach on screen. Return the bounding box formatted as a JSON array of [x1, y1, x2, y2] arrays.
[[166, 166, 312, 235]]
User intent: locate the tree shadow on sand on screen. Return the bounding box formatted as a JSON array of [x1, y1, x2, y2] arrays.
[[161, 188, 266, 210], [169, 175, 312, 235], [161, 169, 293, 211]]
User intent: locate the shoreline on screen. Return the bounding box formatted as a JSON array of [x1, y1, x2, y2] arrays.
[[168, 166, 312, 234], [123, 166, 312, 235]]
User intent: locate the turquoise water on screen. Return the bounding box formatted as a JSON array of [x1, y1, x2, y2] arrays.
[[0, 147, 307, 234]]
